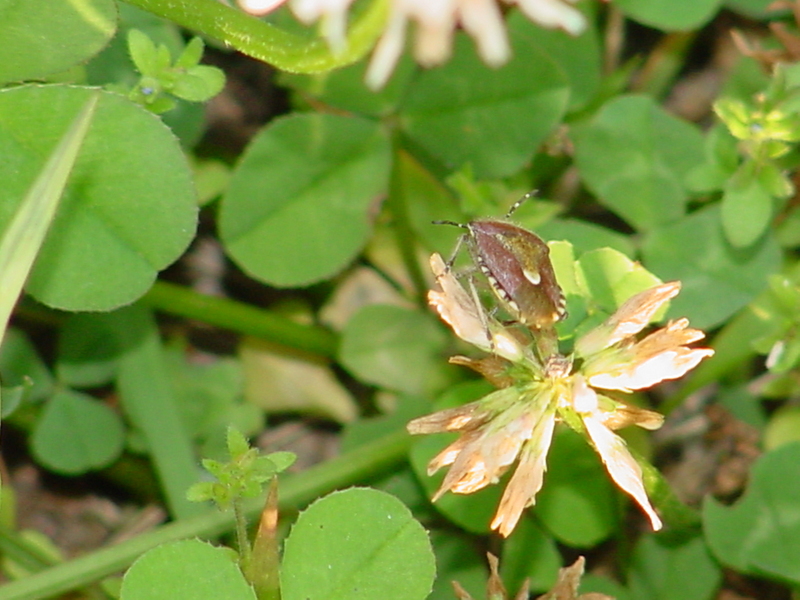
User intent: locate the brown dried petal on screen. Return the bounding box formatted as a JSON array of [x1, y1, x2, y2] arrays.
[[490, 408, 556, 536], [432, 445, 497, 500], [427, 393, 543, 502], [771, 21, 800, 58], [407, 401, 488, 435], [731, 29, 786, 69], [583, 416, 662, 530], [537, 557, 614, 600], [432, 408, 537, 500], [486, 553, 509, 599], [449, 355, 515, 388], [427, 430, 483, 475], [428, 253, 525, 362], [587, 319, 713, 391], [451, 580, 474, 600], [600, 403, 665, 431], [575, 282, 681, 357], [589, 346, 714, 392], [428, 253, 493, 352], [636, 317, 703, 346]]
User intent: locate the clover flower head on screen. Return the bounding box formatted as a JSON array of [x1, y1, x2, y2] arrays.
[[408, 256, 714, 536], [367, 0, 586, 87], [239, 0, 586, 88]]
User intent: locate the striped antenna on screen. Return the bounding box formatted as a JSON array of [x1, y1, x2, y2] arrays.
[[504, 190, 538, 219]]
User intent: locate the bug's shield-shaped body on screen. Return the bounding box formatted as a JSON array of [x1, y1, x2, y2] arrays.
[[467, 220, 566, 328]]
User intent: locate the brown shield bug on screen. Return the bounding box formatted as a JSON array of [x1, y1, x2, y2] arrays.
[[434, 197, 567, 329]]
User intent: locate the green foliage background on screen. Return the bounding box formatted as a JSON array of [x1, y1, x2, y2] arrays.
[[2, 0, 800, 598]]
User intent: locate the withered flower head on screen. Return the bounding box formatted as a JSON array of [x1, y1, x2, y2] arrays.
[[409, 254, 714, 536], [452, 554, 612, 600], [452, 553, 530, 600]]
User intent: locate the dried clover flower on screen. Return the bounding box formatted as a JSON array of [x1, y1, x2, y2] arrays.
[[408, 254, 714, 536]]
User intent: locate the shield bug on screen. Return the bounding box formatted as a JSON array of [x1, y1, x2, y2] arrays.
[[434, 198, 567, 329]]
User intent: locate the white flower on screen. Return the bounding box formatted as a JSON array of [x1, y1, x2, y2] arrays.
[[366, 0, 586, 88], [237, 0, 288, 16], [409, 264, 713, 537], [291, 0, 356, 51], [239, 0, 586, 89], [366, 0, 510, 88]]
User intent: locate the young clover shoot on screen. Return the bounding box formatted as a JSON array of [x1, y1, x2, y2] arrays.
[[126, 30, 225, 114], [187, 426, 295, 599]]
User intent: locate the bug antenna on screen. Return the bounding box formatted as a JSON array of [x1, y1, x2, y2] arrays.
[[432, 220, 468, 229], [505, 190, 538, 219]]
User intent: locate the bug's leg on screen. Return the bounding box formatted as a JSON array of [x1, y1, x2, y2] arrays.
[[445, 233, 468, 268], [430, 219, 470, 268], [467, 274, 495, 351]]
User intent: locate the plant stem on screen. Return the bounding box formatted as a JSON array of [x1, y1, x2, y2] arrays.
[[141, 281, 338, 359], [0, 429, 411, 600], [233, 498, 252, 567], [121, 0, 387, 74], [632, 31, 697, 99]]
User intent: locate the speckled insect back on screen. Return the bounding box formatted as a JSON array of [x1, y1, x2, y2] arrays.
[[435, 196, 567, 330]]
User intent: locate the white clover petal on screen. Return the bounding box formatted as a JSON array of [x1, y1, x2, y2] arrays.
[[290, 0, 355, 50], [367, 0, 509, 88], [511, 0, 586, 35], [571, 374, 598, 413], [238, 0, 288, 16], [291, 0, 351, 22], [365, 13, 407, 89], [295, 0, 589, 89], [458, 0, 510, 65], [582, 415, 662, 531], [414, 23, 455, 67], [413, 1, 458, 66]]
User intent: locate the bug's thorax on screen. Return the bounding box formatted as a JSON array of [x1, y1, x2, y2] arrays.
[[466, 219, 566, 328]]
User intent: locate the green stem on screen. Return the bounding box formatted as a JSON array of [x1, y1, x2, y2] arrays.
[[122, 0, 387, 74], [233, 499, 252, 567], [141, 281, 338, 359], [0, 429, 411, 600], [632, 31, 697, 99], [0, 527, 60, 572]]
